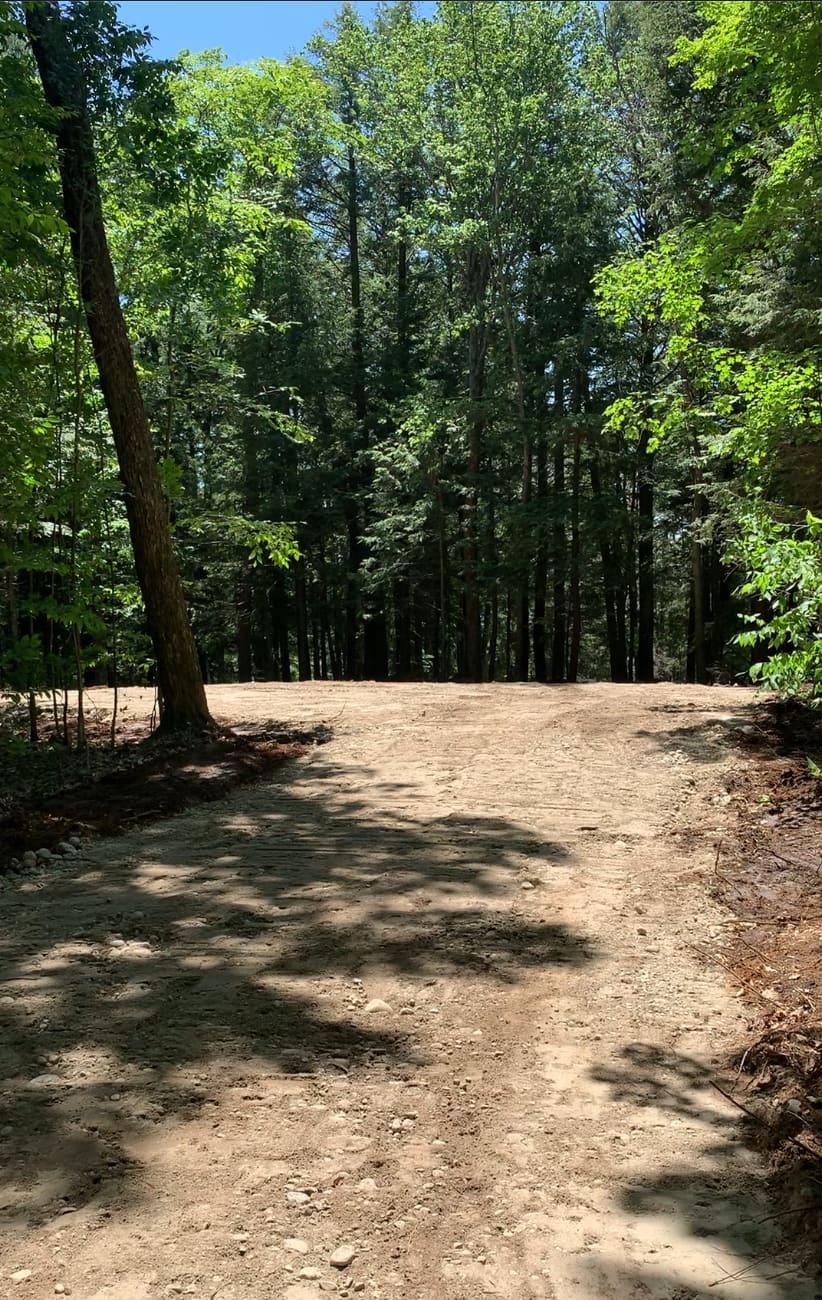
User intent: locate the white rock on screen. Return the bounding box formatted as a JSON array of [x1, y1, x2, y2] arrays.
[[286, 1191, 311, 1206], [11, 1271, 32, 1283], [284, 1238, 310, 1254], [27, 1074, 63, 1089], [520, 881, 534, 891], [329, 1245, 356, 1269], [298, 1268, 321, 1280], [355, 1178, 377, 1193], [364, 999, 392, 1014]]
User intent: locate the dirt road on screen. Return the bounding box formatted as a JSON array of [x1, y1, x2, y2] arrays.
[[0, 683, 815, 1300]]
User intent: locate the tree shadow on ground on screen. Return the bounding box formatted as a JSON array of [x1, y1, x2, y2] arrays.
[[0, 754, 594, 1226], [635, 715, 752, 765], [584, 1043, 816, 1298]]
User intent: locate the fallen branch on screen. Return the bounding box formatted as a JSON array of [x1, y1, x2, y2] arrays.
[[710, 1079, 822, 1177]]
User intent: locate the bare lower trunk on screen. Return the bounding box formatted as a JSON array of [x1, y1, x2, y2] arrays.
[[26, 1, 211, 732], [567, 421, 582, 683], [551, 379, 567, 682], [533, 435, 548, 683], [636, 433, 655, 683]]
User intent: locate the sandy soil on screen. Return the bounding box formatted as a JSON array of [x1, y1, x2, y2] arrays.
[[0, 682, 816, 1300]]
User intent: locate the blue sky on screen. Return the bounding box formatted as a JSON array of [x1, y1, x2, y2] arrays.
[[117, 2, 432, 63]]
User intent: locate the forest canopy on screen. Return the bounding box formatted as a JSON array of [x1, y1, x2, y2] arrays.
[[2, 0, 822, 731]]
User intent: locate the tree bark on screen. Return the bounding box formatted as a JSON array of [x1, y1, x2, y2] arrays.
[[688, 462, 708, 684], [551, 378, 567, 682], [26, 0, 211, 731], [460, 247, 489, 683], [567, 419, 583, 683], [394, 578, 412, 679], [533, 434, 548, 683], [590, 453, 628, 681], [636, 430, 655, 682], [514, 430, 532, 681], [295, 557, 311, 681]]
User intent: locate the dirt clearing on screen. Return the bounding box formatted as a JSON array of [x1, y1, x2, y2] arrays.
[[0, 683, 816, 1299]]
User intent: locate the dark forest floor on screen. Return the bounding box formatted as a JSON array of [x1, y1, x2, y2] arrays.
[[0, 694, 330, 866], [709, 703, 822, 1229]]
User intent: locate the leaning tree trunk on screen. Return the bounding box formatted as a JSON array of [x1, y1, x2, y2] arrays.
[[26, 1, 211, 732]]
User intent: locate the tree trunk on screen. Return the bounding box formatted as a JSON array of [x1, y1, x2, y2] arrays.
[[689, 462, 708, 684], [363, 605, 389, 679], [567, 418, 582, 683], [26, 1, 211, 732], [237, 578, 252, 682], [551, 378, 567, 682], [464, 321, 485, 682], [436, 488, 450, 680], [394, 578, 412, 679], [514, 431, 533, 681], [463, 250, 488, 683], [590, 453, 628, 681], [345, 512, 361, 677], [533, 434, 548, 683], [636, 431, 655, 682], [295, 558, 311, 681]]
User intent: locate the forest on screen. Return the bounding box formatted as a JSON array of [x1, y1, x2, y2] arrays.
[[3, 0, 822, 731]]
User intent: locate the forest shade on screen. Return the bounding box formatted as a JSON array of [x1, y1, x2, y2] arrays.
[[2, 0, 822, 728]]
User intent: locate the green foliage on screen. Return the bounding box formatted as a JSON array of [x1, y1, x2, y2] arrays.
[[3, 0, 821, 703], [732, 511, 822, 701]]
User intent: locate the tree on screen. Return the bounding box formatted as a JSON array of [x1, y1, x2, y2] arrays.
[[24, 0, 212, 730], [3, 0, 818, 712]]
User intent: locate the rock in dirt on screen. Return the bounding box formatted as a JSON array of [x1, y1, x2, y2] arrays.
[[329, 1246, 356, 1269], [297, 1268, 321, 1280], [36, 848, 52, 862], [21, 852, 37, 870], [284, 1238, 310, 1254], [364, 999, 392, 1014], [286, 1191, 311, 1206], [11, 1271, 33, 1282], [26, 1074, 63, 1089], [56, 842, 77, 856], [355, 1178, 377, 1193]]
